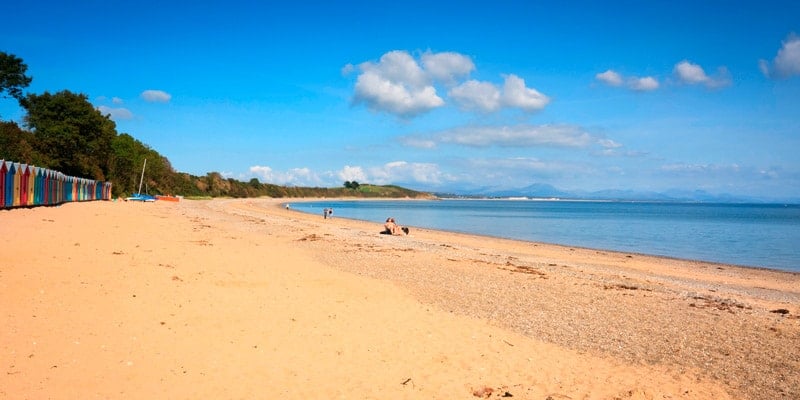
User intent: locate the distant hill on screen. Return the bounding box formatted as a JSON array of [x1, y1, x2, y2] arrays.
[[431, 183, 798, 204]]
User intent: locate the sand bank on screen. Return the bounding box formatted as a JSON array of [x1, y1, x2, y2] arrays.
[[1, 198, 798, 399]]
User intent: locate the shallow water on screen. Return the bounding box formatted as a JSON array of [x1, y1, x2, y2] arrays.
[[289, 199, 800, 272]]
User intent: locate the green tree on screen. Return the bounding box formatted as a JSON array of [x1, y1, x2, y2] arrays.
[[0, 52, 32, 104], [22, 90, 117, 180], [0, 121, 47, 164]]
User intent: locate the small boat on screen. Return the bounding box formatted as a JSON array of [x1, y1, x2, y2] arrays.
[[126, 159, 157, 202], [155, 194, 181, 202]]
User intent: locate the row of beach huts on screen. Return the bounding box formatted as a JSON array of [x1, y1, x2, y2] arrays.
[[0, 160, 112, 209]]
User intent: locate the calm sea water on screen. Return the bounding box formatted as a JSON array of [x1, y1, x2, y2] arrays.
[[289, 199, 800, 272]]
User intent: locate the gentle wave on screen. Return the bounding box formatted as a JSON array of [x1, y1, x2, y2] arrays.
[[289, 199, 800, 272]]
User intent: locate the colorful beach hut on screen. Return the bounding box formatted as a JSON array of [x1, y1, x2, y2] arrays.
[[0, 160, 5, 208], [12, 163, 21, 207], [19, 164, 29, 206], [27, 165, 36, 206], [6, 162, 15, 208], [34, 167, 43, 205]]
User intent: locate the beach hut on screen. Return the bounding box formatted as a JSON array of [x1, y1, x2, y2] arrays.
[[12, 163, 21, 207], [0, 160, 5, 208], [55, 172, 64, 204], [27, 165, 36, 206], [0, 160, 6, 208], [19, 164, 29, 206], [5, 162, 14, 207], [34, 167, 44, 205], [64, 175, 72, 202]]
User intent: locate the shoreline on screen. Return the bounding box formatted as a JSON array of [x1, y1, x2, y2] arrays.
[[2, 198, 798, 399], [282, 197, 800, 275]]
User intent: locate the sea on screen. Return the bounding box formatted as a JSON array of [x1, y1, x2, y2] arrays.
[[288, 199, 800, 273]]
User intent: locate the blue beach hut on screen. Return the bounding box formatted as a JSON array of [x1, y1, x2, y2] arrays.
[[12, 163, 21, 207], [34, 167, 43, 205], [5, 162, 15, 207]]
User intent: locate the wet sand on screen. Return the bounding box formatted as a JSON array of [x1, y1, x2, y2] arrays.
[[2, 198, 798, 399]]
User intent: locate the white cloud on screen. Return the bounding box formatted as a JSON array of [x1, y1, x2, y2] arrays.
[[249, 165, 322, 186], [449, 80, 501, 112], [341, 63, 355, 75], [421, 51, 475, 84], [629, 76, 659, 91], [351, 50, 549, 117], [353, 50, 444, 117], [112, 97, 124, 104], [97, 105, 133, 120], [501, 74, 550, 111], [597, 138, 622, 149], [337, 165, 367, 182], [399, 136, 438, 149], [760, 34, 800, 78], [354, 70, 444, 117], [449, 75, 550, 113], [367, 161, 446, 185], [141, 89, 172, 103], [596, 70, 623, 86], [660, 162, 741, 174], [673, 60, 731, 88], [674, 61, 708, 84], [596, 69, 659, 91], [432, 124, 594, 148]]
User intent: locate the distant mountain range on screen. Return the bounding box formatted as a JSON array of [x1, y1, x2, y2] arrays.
[[428, 183, 799, 204]]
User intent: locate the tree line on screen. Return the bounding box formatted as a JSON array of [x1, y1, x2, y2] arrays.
[[0, 52, 429, 199]]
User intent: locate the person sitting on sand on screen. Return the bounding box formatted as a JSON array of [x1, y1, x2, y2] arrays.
[[382, 217, 409, 235]]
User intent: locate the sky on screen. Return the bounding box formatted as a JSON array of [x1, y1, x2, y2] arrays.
[[2, 1, 799, 200]]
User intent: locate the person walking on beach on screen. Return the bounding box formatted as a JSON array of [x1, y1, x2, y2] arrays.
[[323, 208, 329, 219]]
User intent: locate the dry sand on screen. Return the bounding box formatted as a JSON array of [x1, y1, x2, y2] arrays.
[[1, 198, 798, 399]]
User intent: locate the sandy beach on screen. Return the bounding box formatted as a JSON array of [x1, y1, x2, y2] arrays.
[[1, 198, 798, 399]]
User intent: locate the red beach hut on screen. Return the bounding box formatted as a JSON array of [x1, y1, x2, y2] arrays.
[[20, 164, 29, 206]]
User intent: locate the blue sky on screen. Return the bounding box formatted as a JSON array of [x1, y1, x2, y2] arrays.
[[2, 1, 799, 200]]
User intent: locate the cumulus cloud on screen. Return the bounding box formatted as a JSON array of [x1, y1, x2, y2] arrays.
[[97, 105, 133, 120], [759, 33, 800, 78], [112, 97, 124, 104], [367, 161, 446, 185], [673, 60, 731, 88], [629, 76, 659, 91], [596, 69, 659, 91], [448, 80, 502, 112], [141, 89, 172, 103], [352, 50, 444, 117], [421, 51, 475, 83], [449, 75, 549, 113], [350, 50, 549, 117], [249, 165, 322, 186], [501, 74, 550, 111], [595, 70, 623, 86], [337, 165, 367, 182]]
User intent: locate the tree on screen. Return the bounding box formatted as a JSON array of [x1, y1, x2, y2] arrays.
[[0, 52, 33, 104], [344, 180, 360, 190], [22, 90, 117, 180], [0, 121, 46, 164]]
